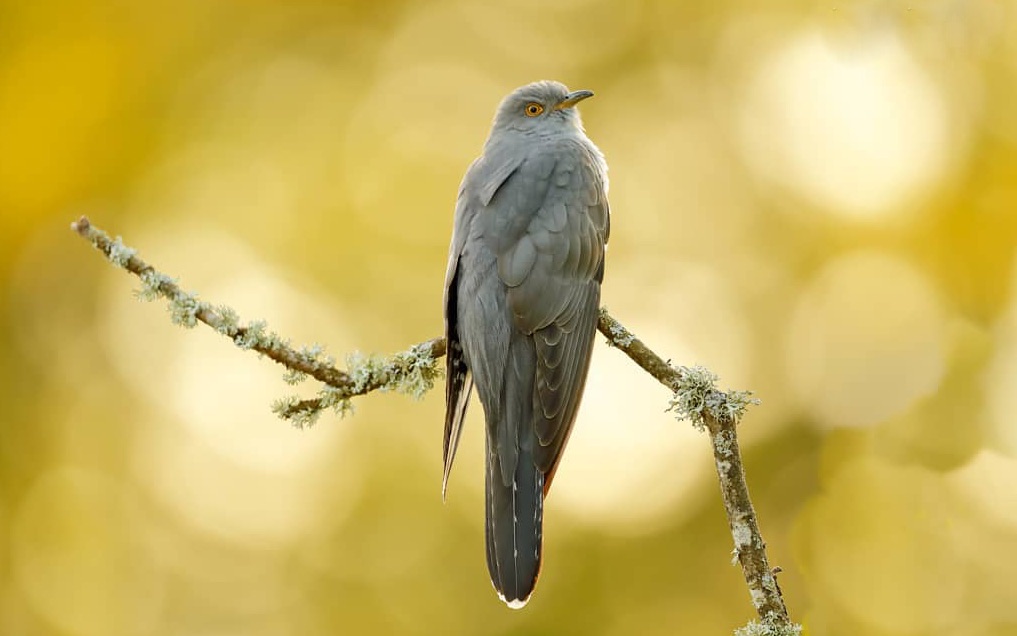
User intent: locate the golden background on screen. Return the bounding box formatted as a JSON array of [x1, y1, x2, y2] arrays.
[[2, 1, 1016, 634]]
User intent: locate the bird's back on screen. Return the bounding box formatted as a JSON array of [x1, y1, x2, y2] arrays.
[[443, 82, 609, 608]]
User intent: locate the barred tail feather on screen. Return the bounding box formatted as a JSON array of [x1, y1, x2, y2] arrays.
[[485, 438, 544, 609]]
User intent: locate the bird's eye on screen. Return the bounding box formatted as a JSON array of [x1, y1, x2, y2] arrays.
[[524, 102, 544, 117]]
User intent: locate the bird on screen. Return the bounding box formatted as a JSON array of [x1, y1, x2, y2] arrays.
[[442, 80, 610, 608]]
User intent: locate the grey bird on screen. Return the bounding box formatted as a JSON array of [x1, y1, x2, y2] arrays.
[[442, 80, 610, 608]]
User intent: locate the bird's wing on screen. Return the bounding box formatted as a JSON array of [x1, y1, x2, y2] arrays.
[[443, 153, 523, 497], [488, 140, 610, 493]]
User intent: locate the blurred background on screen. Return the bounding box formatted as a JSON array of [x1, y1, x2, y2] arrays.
[[1, 0, 1016, 634]]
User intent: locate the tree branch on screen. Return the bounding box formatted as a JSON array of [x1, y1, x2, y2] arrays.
[[596, 312, 794, 634], [71, 215, 799, 635]]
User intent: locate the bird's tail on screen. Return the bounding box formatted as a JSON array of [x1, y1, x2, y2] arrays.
[[485, 437, 544, 609]]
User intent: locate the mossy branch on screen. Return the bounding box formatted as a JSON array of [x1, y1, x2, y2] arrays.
[[71, 215, 798, 635]]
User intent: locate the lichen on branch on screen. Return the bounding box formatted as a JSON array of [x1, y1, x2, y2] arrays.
[[71, 215, 798, 635], [70, 215, 444, 427]]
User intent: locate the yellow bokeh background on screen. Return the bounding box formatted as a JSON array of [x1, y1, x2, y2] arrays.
[[2, 1, 1017, 634]]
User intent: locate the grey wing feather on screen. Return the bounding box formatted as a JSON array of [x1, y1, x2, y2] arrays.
[[442, 256, 473, 499], [442, 180, 474, 498], [443, 150, 526, 496], [491, 141, 610, 493]]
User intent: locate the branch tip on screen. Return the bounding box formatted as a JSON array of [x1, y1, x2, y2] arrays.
[[70, 215, 91, 235]]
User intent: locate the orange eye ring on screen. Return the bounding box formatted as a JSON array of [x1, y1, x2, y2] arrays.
[[524, 102, 544, 117]]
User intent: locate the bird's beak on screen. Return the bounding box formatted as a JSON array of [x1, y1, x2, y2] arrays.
[[554, 89, 594, 111]]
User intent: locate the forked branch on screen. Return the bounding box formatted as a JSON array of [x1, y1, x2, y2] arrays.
[[71, 215, 798, 635]]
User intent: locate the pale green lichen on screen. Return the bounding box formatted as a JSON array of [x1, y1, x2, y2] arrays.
[[732, 522, 753, 549], [296, 343, 334, 370], [290, 409, 321, 429], [274, 342, 440, 427], [667, 365, 760, 430], [272, 395, 305, 419], [134, 270, 175, 302], [713, 429, 735, 457], [108, 236, 137, 268], [272, 384, 356, 429], [232, 319, 290, 353], [133, 266, 211, 334], [345, 351, 383, 393], [715, 389, 760, 423], [387, 342, 443, 399], [667, 365, 719, 430], [282, 368, 307, 385], [316, 384, 355, 422], [734, 614, 802, 636], [280, 343, 336, 386], [235, 320, 268, 349], [599, 307, 634, 347], [300, 343, 324, 360], [272, 395, 323, 429], [344, 344, 442, 399], [168, 293, 207, 328], [214, 306, 241, 335], [262, 330, 288, 352]]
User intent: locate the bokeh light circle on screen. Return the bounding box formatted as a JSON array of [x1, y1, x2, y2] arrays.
[[739, 27, 950, 219], [786, 251, 946, 428]]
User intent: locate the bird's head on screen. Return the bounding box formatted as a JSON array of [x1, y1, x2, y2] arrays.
[[490, 80, 593, 138]]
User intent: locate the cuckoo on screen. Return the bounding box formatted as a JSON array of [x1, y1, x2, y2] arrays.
[[443, 80, 610, 608]]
